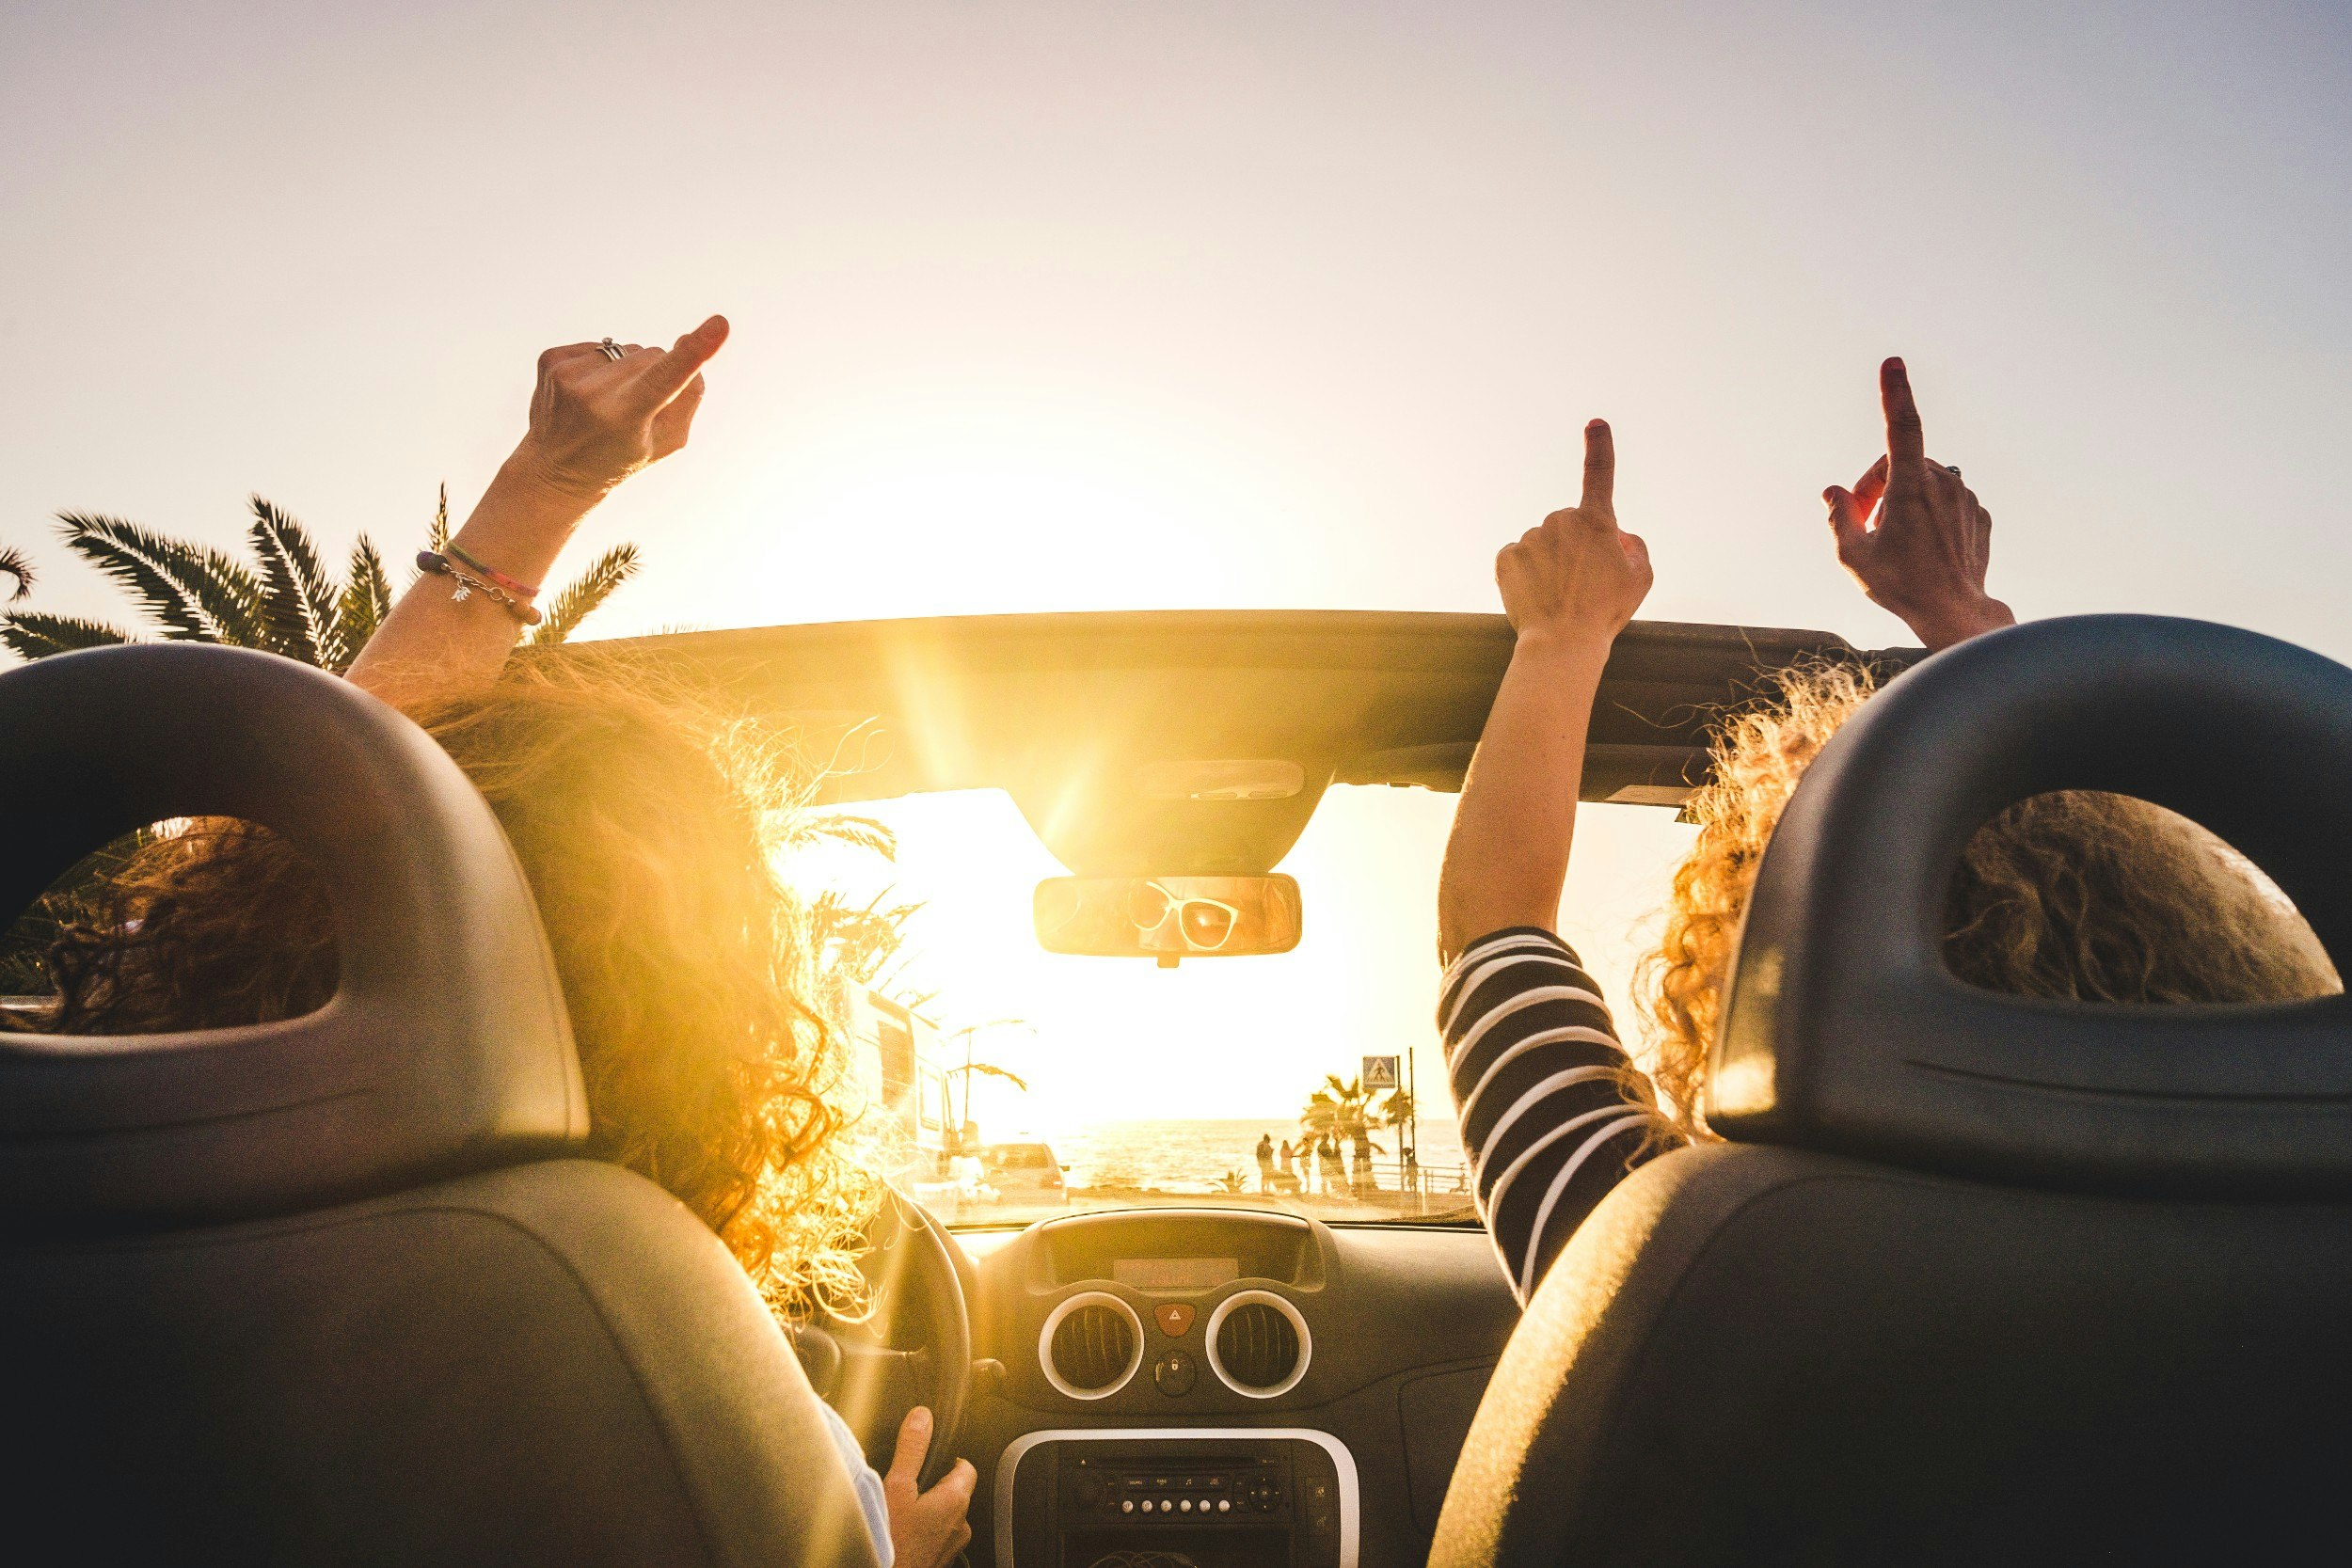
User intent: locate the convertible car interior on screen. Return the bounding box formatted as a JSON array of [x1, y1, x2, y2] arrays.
[[5, 609, 2349, 1565]]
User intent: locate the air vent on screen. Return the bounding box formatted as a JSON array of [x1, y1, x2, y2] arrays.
[[1206, 1290, 1311, 1399], [1040, 1292, 1143, 1400]]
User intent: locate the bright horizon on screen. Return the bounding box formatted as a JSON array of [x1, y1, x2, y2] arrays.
[[8, 3, 2351, 1126]]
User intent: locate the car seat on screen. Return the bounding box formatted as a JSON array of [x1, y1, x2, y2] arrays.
[[0, 645, 877, 1568], [1432, 614, 2352, 1567]]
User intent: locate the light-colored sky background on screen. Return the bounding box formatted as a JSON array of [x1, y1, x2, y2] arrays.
[[7, 2, 2349, 1131]]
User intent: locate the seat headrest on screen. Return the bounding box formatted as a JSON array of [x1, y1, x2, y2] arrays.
[[1711, 614, 2352, 1196], [0, 645, 585, 1230]]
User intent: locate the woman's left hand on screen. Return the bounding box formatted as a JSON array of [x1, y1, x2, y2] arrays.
[[509, 313, 731, 503], [883, 1406, 977, 1568]]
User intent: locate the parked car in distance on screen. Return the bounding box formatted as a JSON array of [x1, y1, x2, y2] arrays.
[[979, 1141, 1069, 1206]]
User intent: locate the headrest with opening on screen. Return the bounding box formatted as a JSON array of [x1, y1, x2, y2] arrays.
[[1711, 614, 2352, 1196], [0, 644, 584, 1230]]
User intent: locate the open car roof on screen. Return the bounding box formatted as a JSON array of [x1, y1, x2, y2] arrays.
[[604, 610, 1918, 876]]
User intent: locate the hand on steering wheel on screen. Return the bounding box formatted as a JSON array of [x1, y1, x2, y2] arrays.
[[791, 1191, 975, 1489], [884, 1406, 977, 1568]]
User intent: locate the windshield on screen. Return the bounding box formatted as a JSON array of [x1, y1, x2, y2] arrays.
[[799, 783, 1695, 1227]]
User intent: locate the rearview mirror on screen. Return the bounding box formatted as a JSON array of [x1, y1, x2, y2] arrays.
[[1033, 875, 1302, 961]]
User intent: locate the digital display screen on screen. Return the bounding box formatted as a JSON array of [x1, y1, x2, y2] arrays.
[[1112, 1257, 1240, 1291]]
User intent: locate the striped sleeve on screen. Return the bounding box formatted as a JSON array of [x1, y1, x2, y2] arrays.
[[1438, 926, 1679, 1303]]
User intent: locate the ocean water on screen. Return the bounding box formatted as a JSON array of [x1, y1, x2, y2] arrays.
[[1041, 1117, 1470, 1196]]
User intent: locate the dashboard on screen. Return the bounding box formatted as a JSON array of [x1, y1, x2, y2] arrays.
[[952, 1208, 1520, 1568]]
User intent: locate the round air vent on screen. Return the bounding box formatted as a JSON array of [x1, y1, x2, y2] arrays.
[[1205, 1290, 1311, 1399], [1040, 1292, 1144, 1401]]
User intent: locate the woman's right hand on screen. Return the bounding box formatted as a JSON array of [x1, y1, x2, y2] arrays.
[[1822, 357, 2015, 652], [509, 313, 731, 503], [882, 1407, 977, 1568], [346, 312, 731, 700]]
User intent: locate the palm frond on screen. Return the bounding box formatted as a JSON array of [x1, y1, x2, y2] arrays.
[[0, 611, 135, 661], [430, 483, 451, 553], [1, 544, 32, 602], [156, 539, 264, 644], [55, 513, 262, 644], [325, 535, 392, 673], [785, 812, 898, 858], [247, 497, 337, 665], [56, 514, 214, 641], [806, 888, 927, 990], [529, 543, 640, 646]]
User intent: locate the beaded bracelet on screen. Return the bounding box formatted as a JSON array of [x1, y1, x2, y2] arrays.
[[416, 550, 544, 627], [445, 541, 542, 602]]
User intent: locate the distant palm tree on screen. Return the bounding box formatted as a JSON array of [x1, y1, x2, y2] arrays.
[[1, 544, 32, 603], [1376, 1088, 1415, 1135], [1301, 1073, 1398, 1196], [1301, 1075, 1385, 1153], [0, 485, 639, 668]]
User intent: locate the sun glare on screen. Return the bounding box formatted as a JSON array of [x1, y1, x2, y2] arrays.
[[787, 783, 1695, 1143], [669, 374, 1343, 635]]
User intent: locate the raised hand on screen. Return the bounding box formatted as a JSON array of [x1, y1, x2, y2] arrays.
[[1495, 420, 1654, 650], [514, 314, 732, 500], [1822, 357, 2014, 651], [1439, 419, 1652, 960], [347, 311, 732, 698]]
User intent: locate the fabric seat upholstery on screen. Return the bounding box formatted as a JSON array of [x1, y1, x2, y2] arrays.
[[1432, 617, 2352, 1567], [0, 645, 874, 1567]]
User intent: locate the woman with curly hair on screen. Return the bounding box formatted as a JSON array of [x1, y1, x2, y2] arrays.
[[1435, 358, 2337, 1302], [19, 318, 975, 1568]]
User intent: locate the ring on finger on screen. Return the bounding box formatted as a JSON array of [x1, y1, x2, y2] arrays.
[[596, 337, 626, 362], [1943, 463, 1963, 477]]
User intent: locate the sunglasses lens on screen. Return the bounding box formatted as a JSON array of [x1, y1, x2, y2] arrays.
[[1180, 901, 1235, 948], [1127, 884, 1172, 927]]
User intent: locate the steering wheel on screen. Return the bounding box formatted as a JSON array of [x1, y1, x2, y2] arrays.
[[791, 1190, 974, 1489]]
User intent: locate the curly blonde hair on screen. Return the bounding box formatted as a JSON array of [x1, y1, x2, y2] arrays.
[[1635, 661, 2340, 1139], [31, 653, 881, 1316]]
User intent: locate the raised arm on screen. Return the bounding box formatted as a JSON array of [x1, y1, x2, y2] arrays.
[[1437, 420, 1653, 966], [349, 314, 730, 700], [1822, 356, 2014, 652]]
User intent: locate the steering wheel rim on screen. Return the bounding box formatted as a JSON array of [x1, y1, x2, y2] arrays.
[[797, 1189, 973, 1491]]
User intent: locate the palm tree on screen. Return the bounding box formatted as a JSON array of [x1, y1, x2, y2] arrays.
[[1299, 1073, 1387, 1195], [0, 485, 639, 668], [803, 888, 929, 1009], [1376, 1087, 1414, 1130], [1298, 1073, 1377, 1141], [2, 544, 32, 603], [942, 1019, 1035, 1145]]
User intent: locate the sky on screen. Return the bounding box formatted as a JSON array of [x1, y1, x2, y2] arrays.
[[7, 1, 2350, 1129]]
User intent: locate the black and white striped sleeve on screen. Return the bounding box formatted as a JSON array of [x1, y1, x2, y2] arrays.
[[1438, 926, 1677, 1303]]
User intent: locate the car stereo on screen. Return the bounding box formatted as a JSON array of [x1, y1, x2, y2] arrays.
[[993, 1430, 1357, 1568]]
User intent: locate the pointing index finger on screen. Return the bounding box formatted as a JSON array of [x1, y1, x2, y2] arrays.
[[630, 314, 731, 410], [1581, 419, 1614, 515], [1881, 357, 1926, 467]]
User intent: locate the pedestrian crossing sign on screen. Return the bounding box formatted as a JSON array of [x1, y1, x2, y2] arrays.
[[1362, 1054, 1399, 1090]]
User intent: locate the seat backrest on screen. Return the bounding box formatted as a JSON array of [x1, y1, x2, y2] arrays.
[[0, 645, 875, 1567], [1432, 616, 2352, 1568]]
